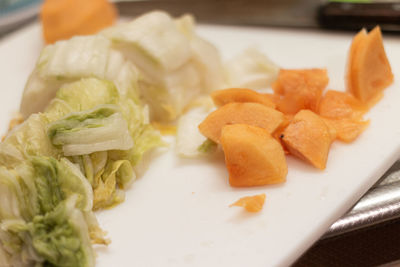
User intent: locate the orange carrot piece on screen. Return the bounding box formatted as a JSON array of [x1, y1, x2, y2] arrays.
[[282, 110, 333, 170], [346, 28, 368, 101], [199, 102, 284, 143], [272, 68, 329, 114], [211, 88, 276, 108], [230, 194, 266, 213], [347, 26, 394, 102], [323, 118, 369, 143], [318, 90, 367, 120], [41, 0, 117, 44], [221, 124, 287, 187], [272, 114, 292, 154]]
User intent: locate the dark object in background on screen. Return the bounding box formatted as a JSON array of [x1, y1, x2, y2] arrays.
[[116, 0, 320, 29], [3, 0, 399, 36], [116, 0, 400, 33], [318, 2, 400, 32], [295, 218, 400, 267]]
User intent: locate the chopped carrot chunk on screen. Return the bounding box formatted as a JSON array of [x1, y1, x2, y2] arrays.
[[230, 194, 266, 212], [41, 0, 117, 44]]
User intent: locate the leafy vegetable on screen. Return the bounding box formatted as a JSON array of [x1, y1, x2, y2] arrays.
[[197, 139, 217, 154], [54, 79, 119, 114], [176, 106, 213, 157], [102, 11, 192, 73], [20, 37, 140, 119], [108, 97, 164, 167], [38, 35, 111, 79], [189, 35, 226, 92], [0, 114, 58, 167], [20, 35, 111, 118], [225, 47, 279, 89], [31, 157, 93, 212], [3, 196, 95, 267], [44, 78, 162, 209], [43, 78, 120, 124], [103, 11, 224, 121], [0, 156, 99, 267], [7, 10, 230, 266], [47, 105, 133, 156], [92, 159, 134, 210], [43, 78, 163, 208], [29, 196, 94, 267]]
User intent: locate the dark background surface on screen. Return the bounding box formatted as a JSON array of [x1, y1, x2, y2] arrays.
[[295, 219, 400, 266]]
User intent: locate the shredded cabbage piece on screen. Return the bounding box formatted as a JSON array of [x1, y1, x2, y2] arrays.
[[48, 105, 133, 156], [103, 11, 225, 121], [176, 103, 215, 158], [225, 47, 279, 89]]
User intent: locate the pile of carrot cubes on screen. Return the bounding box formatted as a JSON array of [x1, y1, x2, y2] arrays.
[[199, 26, 394, 196]]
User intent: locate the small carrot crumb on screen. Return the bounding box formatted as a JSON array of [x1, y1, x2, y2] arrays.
[[229, 193, 266, 212]]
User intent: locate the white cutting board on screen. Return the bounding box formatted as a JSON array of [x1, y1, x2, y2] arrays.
[[1, 22, 400, 267]]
